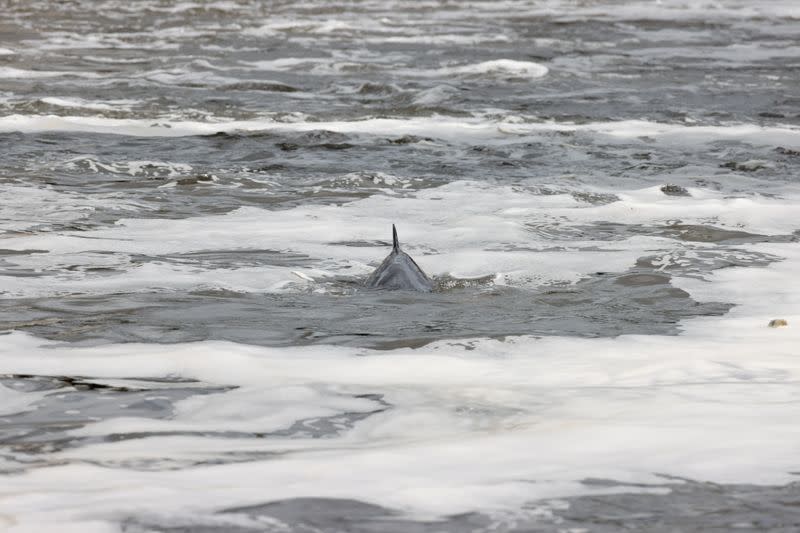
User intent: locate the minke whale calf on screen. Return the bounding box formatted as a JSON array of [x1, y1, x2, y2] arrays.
[[365, 225, 434, 292]]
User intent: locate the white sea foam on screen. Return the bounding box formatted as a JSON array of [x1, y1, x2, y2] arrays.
[[0, 67, 102, 79], [80, 55, 151, 64], [29, 30, 191, 51], [337, 171, 413, 187], [2, 114, 799, 150], [436, 59, 549, 79], [1, 180, 798, 299], [363, 33, 513, 45], [0, 181, 636, 296], [242, 57, 330, 71], [243, 16, 391, 38], [62, 157, 193, 178], [0, 260, 326, 298], [147, 1, 243, 13], [39, 97, 138, 112], [241, 48, 410, 75], [242, 54, 542, 79]]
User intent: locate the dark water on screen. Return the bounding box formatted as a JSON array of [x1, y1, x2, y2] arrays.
[[125, 480, 800, 533]]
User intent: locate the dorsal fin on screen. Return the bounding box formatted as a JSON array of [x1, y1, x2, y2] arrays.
[[364, 223, 433, 291]]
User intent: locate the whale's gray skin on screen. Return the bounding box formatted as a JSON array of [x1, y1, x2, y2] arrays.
[[365, 225, 434, 292]]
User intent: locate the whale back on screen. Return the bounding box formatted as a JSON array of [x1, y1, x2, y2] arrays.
[[365, 225, 433, 292]]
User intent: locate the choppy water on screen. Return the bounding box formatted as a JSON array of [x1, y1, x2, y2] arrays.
[[1, 1, 800, 531]]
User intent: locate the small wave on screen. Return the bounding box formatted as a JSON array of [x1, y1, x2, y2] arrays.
[[243, 57, 330, 71], [438, 59, 549, 79], [412, 85, 458, 107], [3, 115, 799, 150], [335, 171, 415, 188], [81, 55, 151, 64], [244, 17, 387, 37], [0, 184, 115, 234], [363, 33, 512, 45], [39, 97, 135, 112], [0, 66, 102, 79], [64, 156, 193, 178], [139, 68, 237, 87], [146, 0, 243, 14], [220, 81, 300, 92]]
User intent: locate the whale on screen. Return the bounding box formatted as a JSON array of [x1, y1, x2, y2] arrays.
[[365, 225, 434, 292]]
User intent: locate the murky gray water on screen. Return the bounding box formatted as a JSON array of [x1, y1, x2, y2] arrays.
[[1, 1, 799, 531], [123, 480, 800, 533]]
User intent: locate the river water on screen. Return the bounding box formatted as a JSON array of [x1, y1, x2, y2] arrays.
[[1, 1, 800, 531]]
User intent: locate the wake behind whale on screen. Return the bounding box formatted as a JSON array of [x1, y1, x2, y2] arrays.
[[365, 225, 434, 292]]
